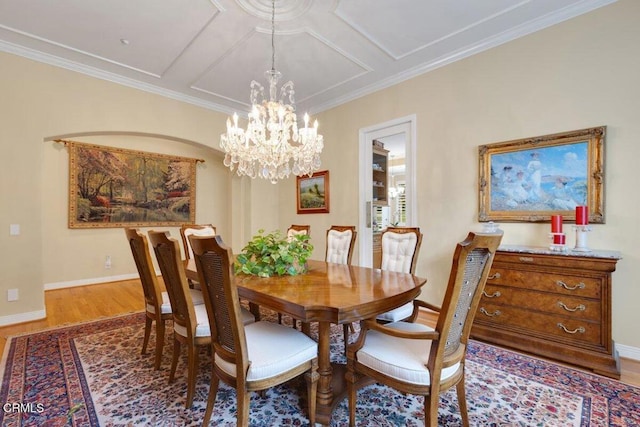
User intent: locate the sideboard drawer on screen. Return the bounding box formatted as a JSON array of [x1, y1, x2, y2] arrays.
[[476, 301, 601, 347], [488, 268, 601, 298], [481, 285, 601, 321]]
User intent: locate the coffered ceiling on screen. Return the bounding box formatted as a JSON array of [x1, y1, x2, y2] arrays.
[[0, 0, 615, 115]]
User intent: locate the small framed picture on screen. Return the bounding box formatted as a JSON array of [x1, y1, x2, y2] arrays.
[[296, 170, 330, 214]]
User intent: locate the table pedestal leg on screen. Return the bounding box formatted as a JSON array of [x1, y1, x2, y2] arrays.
[[316, 321, 333, 406], [314, 322, 353, 425]]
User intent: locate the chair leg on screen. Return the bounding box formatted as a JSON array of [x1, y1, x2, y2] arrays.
[[185, 343, 199, 408], [305, 359, 319, 427], [301, 322, 311, 336], [345, 363, 357, 427], [424, 392, 439, 426], [456, 376, 470, 427], [202, 371, 220, 426], [237, 389, 250, 427], [343, 323, 350, 354], [142, 316, 152, 355], [153, 319, 165, 370], [169, 339, 180, 383]]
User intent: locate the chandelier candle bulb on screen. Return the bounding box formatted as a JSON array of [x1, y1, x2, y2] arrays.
[[551, 215, 563, 233], [576, 205, 589, 225]]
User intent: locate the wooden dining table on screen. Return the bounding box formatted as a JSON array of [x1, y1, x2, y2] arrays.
[[185, 258, 427, 425]]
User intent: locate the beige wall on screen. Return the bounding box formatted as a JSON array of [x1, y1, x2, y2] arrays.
[[0, 52, 279, 322], [278, 0, 640, 354]]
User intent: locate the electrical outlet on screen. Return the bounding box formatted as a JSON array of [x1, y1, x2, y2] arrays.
[[105, 255, 112, 269], [7, 289, 18, 301]]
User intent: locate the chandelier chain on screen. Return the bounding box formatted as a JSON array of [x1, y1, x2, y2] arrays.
[[271, 0, 276, 73]]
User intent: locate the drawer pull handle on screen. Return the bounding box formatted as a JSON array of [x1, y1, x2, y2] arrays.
[[488, 272, 501, 280], [519, 257, 534, 263], [557, 323, 585, 334], [482, 290, 501, 298], [557, 301, 586, 312], [480, 307, 501, 317], [556, 281, 586, 291]]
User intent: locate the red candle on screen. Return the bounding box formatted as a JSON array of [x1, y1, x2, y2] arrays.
[[551, 215, 563, 233], [553, 234, 566, 245], [576, 205, 589, 225]]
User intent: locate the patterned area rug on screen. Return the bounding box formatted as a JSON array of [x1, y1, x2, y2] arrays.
[[1, 312, 639, 426]]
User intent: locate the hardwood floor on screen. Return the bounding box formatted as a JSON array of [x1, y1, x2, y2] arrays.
[[0, 279, 144, 357], [1, 279, 639, 387]]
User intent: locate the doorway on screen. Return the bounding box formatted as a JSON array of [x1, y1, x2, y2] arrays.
[[358, 115, 417, 267]]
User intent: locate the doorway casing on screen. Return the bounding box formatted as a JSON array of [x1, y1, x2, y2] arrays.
[[358, 115, 417, 267]]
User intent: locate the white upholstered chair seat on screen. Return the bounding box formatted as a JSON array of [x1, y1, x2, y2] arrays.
[[174, 299, 254, 338], [147, 289, 204, 314], [173, 303, 210, 338], [326, 229, 354, 264], [215, 321, 318, 382], [356, 321, 460, 385], [375, 301, 415, 323]]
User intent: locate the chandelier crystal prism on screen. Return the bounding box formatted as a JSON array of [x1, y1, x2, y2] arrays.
[[220, 0, 323, 184]]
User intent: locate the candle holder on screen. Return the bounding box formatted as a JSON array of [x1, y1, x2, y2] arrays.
[[549, 232, 568, 252], [572, 225, 592, 252]]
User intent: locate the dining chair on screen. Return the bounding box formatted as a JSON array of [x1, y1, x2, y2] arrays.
[[180, 224, 216, 261], [346, 231, 503, 426], [286, 224, 310, 240], [375, 226, 423, 323], [324, 225, 358, 352], [189, 235, 319, 427], [148, 230, 255, 409], [180, 224, 216, 288], [275, 224, 311, 326], [124, 227, 175, 370]]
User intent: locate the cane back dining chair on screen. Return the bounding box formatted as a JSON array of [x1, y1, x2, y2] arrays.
[[124, 227, 182, 370], [189, 234, 319, 427], [148, 230, 256, 409], [346, 231, 503, 426], [375, 226, 423, 323]]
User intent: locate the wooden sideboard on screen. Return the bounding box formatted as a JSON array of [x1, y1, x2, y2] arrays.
[[471, 245, 622, 379]]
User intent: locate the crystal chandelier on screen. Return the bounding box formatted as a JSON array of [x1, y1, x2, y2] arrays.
[[220, 0, 323, 184]]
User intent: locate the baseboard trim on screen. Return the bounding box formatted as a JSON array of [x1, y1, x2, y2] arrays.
[[617, 343, 640, 362], [0, 309, 46, 327], [44, 273, 139, 290]]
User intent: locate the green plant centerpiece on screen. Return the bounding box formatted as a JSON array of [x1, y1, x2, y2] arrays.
[[235, 229, 313, 277]]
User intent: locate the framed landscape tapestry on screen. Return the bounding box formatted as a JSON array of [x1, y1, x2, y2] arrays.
[[66, 140, 200, 228], [478, 126, 605, 223], [296, 170, 330, 214]]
